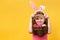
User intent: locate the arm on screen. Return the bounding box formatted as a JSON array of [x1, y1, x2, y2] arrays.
[[44, 13, 52, 34], [28, 15, 33, 34], [48, 18, 52, 34]]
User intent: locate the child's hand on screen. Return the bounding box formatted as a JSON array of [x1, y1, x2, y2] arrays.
[[44, 14, 49, 18]]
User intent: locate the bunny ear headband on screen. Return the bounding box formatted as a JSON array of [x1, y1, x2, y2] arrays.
[[29, 1, 48, 18]]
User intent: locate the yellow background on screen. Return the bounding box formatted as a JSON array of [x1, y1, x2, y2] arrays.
[[0, 0, 60, 40]]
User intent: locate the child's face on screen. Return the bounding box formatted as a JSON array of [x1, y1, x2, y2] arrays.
[[34, 14, 45, 24]]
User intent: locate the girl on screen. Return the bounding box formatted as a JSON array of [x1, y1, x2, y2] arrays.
[[28, 10, 52, 40], [28, 1, 52, 40]]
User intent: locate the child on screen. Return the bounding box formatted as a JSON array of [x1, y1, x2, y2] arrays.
[[28, 1, 52, 40], [29, 11, 51, 40]]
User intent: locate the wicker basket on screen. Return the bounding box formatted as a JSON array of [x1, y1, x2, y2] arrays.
[[32, 26, 48, 37]]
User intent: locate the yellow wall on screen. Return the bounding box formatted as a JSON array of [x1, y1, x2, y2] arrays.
[[0, 0, 60, 40]]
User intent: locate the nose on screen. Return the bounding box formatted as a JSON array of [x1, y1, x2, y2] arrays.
[[39, 21, 42, 23]]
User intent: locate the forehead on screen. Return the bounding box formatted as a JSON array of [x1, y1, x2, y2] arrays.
[[34, 14, 44, 18]]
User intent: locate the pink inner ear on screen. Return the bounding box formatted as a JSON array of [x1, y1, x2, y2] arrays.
[[37, 23, 42, 27], [30, 1, 37, 11]]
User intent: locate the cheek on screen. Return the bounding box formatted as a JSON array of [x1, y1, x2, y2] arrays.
[[41, 19, 45, 22], [35, 20, 39, 23]]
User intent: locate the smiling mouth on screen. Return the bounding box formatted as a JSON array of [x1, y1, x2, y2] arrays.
[[39, 21, 42, 23]]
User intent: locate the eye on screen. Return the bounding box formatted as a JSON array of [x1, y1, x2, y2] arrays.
[[36, 18, 39, 20], [40, 18, 43, 19]]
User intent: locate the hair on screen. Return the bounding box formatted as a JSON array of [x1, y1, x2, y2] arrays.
[[32, 11, 48, 37]]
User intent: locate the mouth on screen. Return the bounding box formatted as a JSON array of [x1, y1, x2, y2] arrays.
[[39, 21, 42, 23]]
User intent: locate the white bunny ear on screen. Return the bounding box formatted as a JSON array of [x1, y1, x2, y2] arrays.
[[29, 1, 38, 11], [40, 5, 45, 11]]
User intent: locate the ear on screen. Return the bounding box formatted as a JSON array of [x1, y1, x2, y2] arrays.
[[29, 1, 38, 11], [40, 5, 45, 11]]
